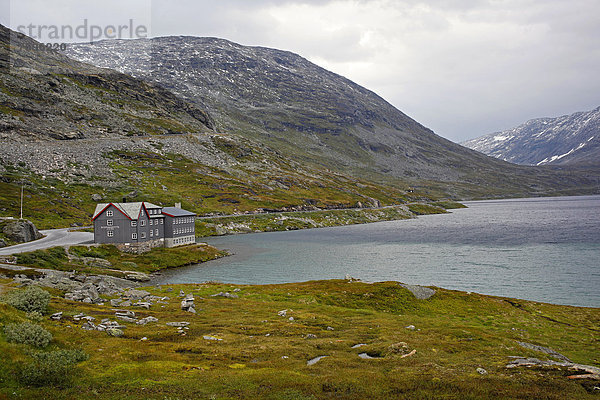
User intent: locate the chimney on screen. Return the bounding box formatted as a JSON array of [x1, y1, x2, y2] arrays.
[[122, 197, 127, 203], [175, 202, 181, 208]]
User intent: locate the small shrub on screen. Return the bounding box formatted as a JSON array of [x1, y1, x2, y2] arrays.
[[2, 286, 51, 314], [4, 322, 53, 347], [18, 349, 89, 387], [26, 311, 43, 322]]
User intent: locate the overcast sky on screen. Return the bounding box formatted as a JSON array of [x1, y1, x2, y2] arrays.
[[3, 0, 599, 142]]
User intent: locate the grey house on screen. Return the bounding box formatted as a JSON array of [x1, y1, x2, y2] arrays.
[[161, 207, 197, 247], [92, 202, 195, 248]]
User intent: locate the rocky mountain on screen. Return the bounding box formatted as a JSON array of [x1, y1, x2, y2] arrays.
[[0, 26, 214, 140], [462, 107, 600, 166], [1, 24, 422, 228], [63, 36, 600, 198]]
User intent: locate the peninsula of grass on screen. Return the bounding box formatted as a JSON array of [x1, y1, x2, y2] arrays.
[[195, 204, 448, 237], [0, 279, 598, 399], [12, 244, 227, 277]]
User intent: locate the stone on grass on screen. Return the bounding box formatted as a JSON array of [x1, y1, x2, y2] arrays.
[[50, 312, 63, 321], [137, 316, 159, 325], [477, 368, 488, 375], [107, 328, 124, 337], [166, 322, 190, 327]]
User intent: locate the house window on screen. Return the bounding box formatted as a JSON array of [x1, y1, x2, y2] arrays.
[[140, 220, 146, 226], [107, 230, 114, 237], [149, 220, 153, 226], [106, 210, 113, 217], [155, 229, 159, 236], [141, 232, 146, 239], [107, 220, 113, 226], [160, 219, 163, 225], [131, 220, 137, 227], [150, 230, 153, 237], [132, 233, 137, 240]]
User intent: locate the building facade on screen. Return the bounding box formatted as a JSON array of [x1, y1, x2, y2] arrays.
[[92, 202, 195, 248], [161, 207, 197, 247]]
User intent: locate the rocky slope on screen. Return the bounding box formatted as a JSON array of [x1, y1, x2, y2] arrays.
[[462, 107, 600, 166], [1, 25, 425, 228], [63, 37, 600, 198], [0, 26, 215, 140]]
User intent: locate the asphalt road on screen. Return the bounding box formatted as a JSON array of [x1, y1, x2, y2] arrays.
[[0, 228, 94, 256]]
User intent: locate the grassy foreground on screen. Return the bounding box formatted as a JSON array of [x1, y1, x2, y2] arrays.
[[0, 279, 598, 399]]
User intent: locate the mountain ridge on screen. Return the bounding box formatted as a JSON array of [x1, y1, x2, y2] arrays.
[[462, 107, 600, 166]]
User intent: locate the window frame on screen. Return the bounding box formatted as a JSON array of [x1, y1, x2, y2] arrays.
[[106, 210, 113, 217], [107, 230, 114, 237], [107, 219, 113, 226], [132, 233, 138, 240]]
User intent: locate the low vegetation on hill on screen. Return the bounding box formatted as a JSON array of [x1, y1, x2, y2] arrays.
[[0, 279, 598, 399], [5, 244, 226, 278]]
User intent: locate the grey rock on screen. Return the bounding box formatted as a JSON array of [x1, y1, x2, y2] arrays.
[[305, 334, 317, 339], [477, 368, 488, 375], [107, 328, 124, 337], [115, 310, 135, 318], [399, 283, 436, 300], [211, 292, 238, 299], [110, 299, 122, 307], [123, 289, 150, 300], [137, 316, 158, 325], [517, 341, 572, 363], [166, 322, 190, 327], [115, 315, 137, 323], [91, 193, 103, 201], [277, 310, 287, 317], [405, 325, 416, 330], [81, 321, 96, 330], [50, 312, 63, 320], [203, 335, 222, 341], [1, 219, 43, 243], [307, 356, 327, 366], [83, 257, 112, 269]]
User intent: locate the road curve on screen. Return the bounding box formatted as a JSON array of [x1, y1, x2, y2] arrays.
[[0, 228, 94, 256]]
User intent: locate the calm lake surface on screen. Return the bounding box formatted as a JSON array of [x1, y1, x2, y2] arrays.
[[156, 195, 600, 307]]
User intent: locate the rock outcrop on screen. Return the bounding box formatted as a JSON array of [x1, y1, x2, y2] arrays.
[[1, 219, 43, 243]]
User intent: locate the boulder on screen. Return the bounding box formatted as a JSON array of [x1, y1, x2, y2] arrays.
[[2, 219, 43, 243], [137, 316, 158, 325], [0, 239, 6, 248], [107, 328, 124, 337], [166, 322, 189, 327], [123, 289, 150, 300], [211, 292, 239, 299], [83, 257, 112, 269]]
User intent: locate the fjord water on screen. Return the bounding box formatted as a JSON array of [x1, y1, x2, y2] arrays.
[[157, 196, 600, 307]]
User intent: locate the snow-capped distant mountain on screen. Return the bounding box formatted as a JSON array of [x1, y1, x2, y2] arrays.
[[462, 107, 600, 166]]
